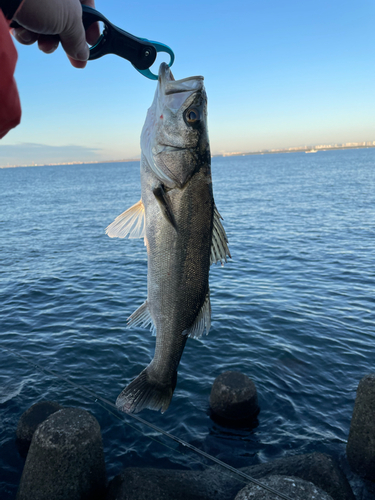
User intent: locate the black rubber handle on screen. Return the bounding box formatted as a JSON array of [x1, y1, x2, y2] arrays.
[[82, 5, 157, 70]]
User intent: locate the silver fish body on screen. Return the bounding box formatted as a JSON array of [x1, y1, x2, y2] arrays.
[[106, 63, 230, 413]]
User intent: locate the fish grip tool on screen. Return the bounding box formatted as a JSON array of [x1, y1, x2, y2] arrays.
[[82, 5, 174, 80]]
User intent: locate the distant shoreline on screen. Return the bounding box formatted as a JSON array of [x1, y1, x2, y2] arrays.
[[1, 144, 374, 169], [0, 158, 140, 169], [213, 144, 375, 158]]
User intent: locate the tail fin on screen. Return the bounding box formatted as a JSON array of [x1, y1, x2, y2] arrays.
[[116, 367, 175, 414]]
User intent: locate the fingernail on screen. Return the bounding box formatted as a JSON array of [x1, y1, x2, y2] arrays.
[[44, 43, 59, 54], [76, 46, 89, 61], [18, 29, 34, 43]]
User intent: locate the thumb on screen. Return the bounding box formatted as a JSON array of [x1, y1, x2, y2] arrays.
[[59, 9, 89, 61]]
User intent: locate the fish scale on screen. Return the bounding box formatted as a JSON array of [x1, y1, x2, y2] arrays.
[[106, 62, 230, 414]]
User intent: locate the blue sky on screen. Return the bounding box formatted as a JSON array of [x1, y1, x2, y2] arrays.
[[1, 0, 374, 166]]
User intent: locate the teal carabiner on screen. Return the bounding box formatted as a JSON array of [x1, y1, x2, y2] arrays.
[[135, 41, 175, 80]]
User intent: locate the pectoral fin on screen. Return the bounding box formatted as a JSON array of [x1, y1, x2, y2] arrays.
[[210, 205, 231, 265], [153, 184, 177, 231], [106, 200, 145, 239]]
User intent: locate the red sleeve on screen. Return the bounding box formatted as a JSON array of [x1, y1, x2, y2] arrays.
[[0, 10, 21, 139]]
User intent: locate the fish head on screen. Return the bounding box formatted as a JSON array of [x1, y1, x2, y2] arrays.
[[141, 62, 210, 189]]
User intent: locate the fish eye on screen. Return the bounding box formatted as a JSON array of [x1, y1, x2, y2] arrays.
[[185, 108, 200, 124]]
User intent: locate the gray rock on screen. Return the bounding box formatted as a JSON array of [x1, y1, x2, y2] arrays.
[[106, 467, 226, 500], [16, 407, 106, 500], [347, 374, 375, 482], [106, 452, 354, 500], [234, 475, 334, 500], [240, 452, 355, 500], [16, 401, 62, 456], [339, 453, 375, 500], [209, 371, 259, 422]]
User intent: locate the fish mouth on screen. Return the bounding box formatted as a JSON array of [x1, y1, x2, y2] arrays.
[[158, 62, 204, 96], [153, 145, 189, 154]]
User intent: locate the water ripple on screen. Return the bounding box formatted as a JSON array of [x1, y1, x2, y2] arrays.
[[1, 151, 375, 496]]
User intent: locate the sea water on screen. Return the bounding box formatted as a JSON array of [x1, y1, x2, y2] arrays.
[[1, 148, 374, 497]]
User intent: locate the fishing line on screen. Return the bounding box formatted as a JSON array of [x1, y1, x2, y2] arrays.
[[2, 346, 294, 500]]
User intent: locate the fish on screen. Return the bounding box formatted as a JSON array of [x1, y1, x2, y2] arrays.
[[106, 62, 230, 414]]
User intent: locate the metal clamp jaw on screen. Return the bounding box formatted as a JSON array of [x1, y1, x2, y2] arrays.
[[82, 5, 174, 80]]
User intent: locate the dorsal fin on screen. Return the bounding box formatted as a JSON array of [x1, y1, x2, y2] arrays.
[[210, 206, 231, 265], [106, 200, 145, 239]]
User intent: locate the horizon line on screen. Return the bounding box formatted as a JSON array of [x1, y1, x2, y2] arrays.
[[1, 141, 374, 169]]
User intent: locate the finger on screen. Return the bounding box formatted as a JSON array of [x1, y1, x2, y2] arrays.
[[67, 55, 87, 69], [85, 20, 101, 46], [12, 27, 38, 45], [80, 0, 100, 46], [59, 2, 89, 61], [82, 0, 95, 8], [37, 34, 60, 54]]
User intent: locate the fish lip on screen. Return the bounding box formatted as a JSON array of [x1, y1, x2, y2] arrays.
[[159, 62, 175, 82], [158, 62, 204, 95]]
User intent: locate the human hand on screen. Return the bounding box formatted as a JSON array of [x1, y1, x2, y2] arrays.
[[12, 0, 100, 68]]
